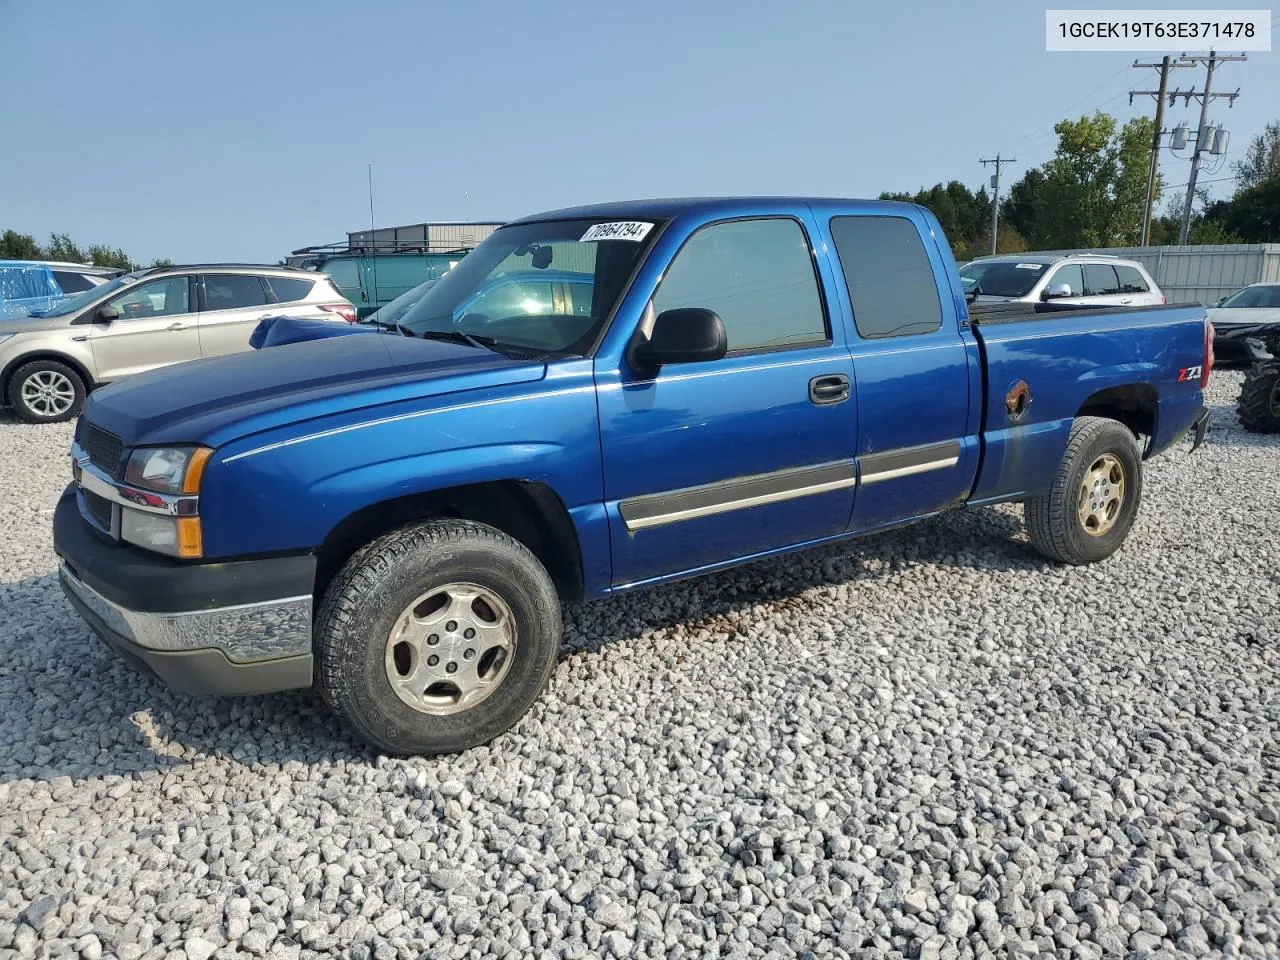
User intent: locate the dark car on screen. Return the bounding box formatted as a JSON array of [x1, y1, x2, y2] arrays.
[[1208, 283, 1280, 368]]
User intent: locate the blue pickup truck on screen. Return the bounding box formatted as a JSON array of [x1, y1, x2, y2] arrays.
[[53, 197, 1212, 755]]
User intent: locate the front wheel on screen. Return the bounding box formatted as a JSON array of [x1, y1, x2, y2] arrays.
[[314, 519, 562, 756], [1236, 363, 1280, 434], [8, 359, 86, 423], [1025, 416, 1143, 565]]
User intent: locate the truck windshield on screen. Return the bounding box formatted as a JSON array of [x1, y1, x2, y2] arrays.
[[397, 218, 660, 356], [958, 261, 1049, 298]]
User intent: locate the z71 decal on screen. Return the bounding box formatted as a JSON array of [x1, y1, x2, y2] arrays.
[[1177, 365, 1203, 382]]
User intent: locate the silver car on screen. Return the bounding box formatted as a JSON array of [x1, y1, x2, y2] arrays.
[[958, 254, 1164, 308], [0, 264, 355, 423]]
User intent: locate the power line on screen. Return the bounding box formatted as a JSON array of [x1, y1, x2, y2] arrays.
[[1001, 62, 1134, 154]]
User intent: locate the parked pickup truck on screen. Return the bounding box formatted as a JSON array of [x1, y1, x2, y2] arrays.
[[53, 197, 1213, 755]]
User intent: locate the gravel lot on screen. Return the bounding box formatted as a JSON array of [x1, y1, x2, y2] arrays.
[[1, 370, 1276, 960]]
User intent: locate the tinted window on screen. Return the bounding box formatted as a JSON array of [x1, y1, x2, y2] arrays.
[[1047, 264, 1085, 297], [108, 277, 190, 320], [830, 216, 943, 337], [652, 218, 827, 352], [324, 260, 361, 293], [1084, 264, 1120, 296], [204, 275, 269, 310], [267, 276, 315, 303], [52, 270, 96, 294], [1115, 265, 1149, 293]]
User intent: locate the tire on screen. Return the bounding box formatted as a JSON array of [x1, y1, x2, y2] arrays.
[[1026, 416, 1143, 565], [7, 359, 86, 423], [314, 519, 562, 756], [1236, 363, 1280, 434]]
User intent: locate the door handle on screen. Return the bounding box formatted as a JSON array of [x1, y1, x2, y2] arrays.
[[1120, 299, 1133, 305], [167, 322, 186, 331], [809, 374, 851, 405]]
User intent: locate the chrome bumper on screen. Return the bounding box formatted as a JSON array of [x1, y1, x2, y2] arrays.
[[59, 561, 312, 663]]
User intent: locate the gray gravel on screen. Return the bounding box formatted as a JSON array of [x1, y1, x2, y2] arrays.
[[2, 370, 1277, 960]]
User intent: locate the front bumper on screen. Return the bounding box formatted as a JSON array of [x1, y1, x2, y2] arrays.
[[53, 487, 315, 696]]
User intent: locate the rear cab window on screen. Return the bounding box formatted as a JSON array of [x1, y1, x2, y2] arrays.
[[829, 216, 943, 338]]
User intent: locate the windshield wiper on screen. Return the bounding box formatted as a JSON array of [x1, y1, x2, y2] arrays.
[[364, 318, 416, 337], [418, 329, 498, 350]]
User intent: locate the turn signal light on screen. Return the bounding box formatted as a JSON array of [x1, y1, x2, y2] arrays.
[[176, 518, 203, 559]]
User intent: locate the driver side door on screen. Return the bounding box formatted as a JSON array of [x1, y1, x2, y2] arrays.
[[88, 275, 201, 382]]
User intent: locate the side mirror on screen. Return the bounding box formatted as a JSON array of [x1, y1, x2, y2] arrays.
[[95, 304, 120, 323], [1042, 282, 1072, 301], [630, 308, 727, 371]]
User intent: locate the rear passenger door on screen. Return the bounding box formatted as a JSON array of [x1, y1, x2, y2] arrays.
[[196, 274, 275, 358], [1082, 263, 1127, 307], [819, 212, 980, 532]]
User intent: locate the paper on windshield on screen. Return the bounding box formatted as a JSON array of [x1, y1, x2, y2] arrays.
[[579, 222, 654, 243]]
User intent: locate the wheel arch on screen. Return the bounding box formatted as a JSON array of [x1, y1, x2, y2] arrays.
[[1076, 383, 1158, 455], [2, 351, 95, 403], [314, 479, 585, 605]]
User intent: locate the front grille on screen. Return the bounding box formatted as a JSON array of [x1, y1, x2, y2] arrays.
[[82, 423, 124, 477], [83, 490, 114, 530]]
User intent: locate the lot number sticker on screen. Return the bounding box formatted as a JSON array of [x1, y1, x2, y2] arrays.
[[580, 221, 654, 242]]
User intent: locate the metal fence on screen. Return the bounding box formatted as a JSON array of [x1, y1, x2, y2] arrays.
[[1027, 243, 1280, 305]]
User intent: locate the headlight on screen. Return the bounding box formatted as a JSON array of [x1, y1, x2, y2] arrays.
[[118, 445, 212, 558], [123, 446, 212, 495]]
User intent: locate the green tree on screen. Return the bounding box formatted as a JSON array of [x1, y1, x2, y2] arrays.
[[149, 257, 174, 268], [1, 229, 43, 260], [1202, 179, 1280, 242], [87, 244, 136, 271], [878, 180, 992, 259], [997, 113, 1157, 249], [1233, 121, 1280, 191], [45, 233, 86, 263]]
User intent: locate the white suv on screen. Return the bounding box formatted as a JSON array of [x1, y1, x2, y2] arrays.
[[0, 263, 355, 423], [959, 254, 1164, 307]]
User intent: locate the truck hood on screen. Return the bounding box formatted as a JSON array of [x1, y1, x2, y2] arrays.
[[82, 333, 547, 449]]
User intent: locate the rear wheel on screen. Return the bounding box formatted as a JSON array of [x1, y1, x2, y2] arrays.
[[7, 359, 85, 423], [314, 519, 562, 756], [1026, 416, 1143, 565], [1236, 363, 1280, 434]]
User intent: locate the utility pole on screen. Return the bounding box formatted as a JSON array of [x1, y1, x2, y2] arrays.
[[979, 154, 1014, 255], [1174, 51, 1245, 244], [1130, 56, 1190, 245]]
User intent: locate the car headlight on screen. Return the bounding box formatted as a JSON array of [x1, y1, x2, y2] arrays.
[[119, 446, 212, 558], [123, 446, 212, 495]]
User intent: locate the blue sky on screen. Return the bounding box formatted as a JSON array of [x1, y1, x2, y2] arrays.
[[1, 1, 1276, 263]]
